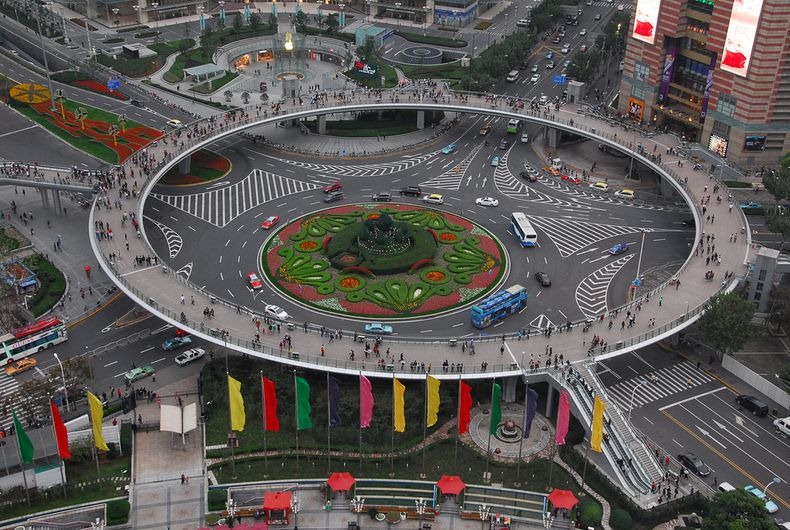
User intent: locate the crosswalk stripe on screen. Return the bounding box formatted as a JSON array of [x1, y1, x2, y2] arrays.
[[606, 361, 712, 411]]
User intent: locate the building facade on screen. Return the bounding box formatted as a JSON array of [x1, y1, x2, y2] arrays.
[[617, 0, 790, 167]]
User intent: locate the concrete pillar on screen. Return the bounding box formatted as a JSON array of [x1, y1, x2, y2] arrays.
[[659, 176, 677, 198], [502, 375, 518, 403], [416, 110, 425, 130], [317, 115, 327, 135], [41, 188, 49, 209], [546, 127, 560, 149], [53, 190, 62, 214], [545, 384, 556, 419], [178, 157, 192, 175]]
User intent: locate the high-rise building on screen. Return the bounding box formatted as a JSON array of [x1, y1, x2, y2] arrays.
[[617, 0, 790, 166]]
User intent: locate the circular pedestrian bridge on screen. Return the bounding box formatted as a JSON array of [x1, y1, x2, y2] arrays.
[[90, 89, 750, 380]]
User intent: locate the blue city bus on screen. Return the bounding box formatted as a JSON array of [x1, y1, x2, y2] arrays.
[[470, 284, 528, 329]]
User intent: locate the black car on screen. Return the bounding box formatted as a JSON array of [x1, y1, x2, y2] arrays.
[[519, 60, 529, 70], [519, 170, 539, 182], [677, 452, 711, 476], [324, 191, 344, 203], [736, 394, 769, 416], [372, 192, 392, 202], [130, 99, 144, 108], [534, 272, 551, 287], [499, 139, 510, 150], [400, 186, 422, 196]]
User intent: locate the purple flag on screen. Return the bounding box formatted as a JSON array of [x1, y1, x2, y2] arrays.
[[360, 375, 374, 428], [329, 376, 341, 427], [556, 390, 570, 445], [523, 388, 538, 439]]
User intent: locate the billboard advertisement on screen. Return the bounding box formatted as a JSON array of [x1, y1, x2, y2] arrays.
[[721, 0, 765, 77], [744, 135, 766, 151], [627, 98, 645, 121], [708, 134, 729, 158], [658, 39, 678, 103], [632, 0, 662, 45]]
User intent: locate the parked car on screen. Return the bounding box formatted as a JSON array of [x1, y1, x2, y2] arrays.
[[677, 452, 711, 476], [530, 64, 539, 73], [322, 181, 342, 193], [608, 243, 629, 255], [247, 273, 263, 289], [475, 197, 499, 207], [561, 45, 570, 54], [372, 192, 392, 202], [265, 304, 291, 320], [530, 73, 540, 83], [261, 215, 280, 229], [516, 19, 529, 27], [534, 272, 552, 287], [423, 194, 444, 205], [594, 13, 602, 20], [441, 144, 458, 154], [552, 36, 561, 44], [324, 191, 344, 203], [745, 485, 779, 514], [735, 394, 769, 416], [175, 348, 206, 366], [579, 29, 588, 36], [162, 336, 192, 351], [545, 51, 554, 60], [4, 357, 37, 376], [400, 186, 422, 196], [124, 365, 155, 382], [364, 322, 393, 335]]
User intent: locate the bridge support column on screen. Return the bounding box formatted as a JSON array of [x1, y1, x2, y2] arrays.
[[41, 188, 50, 209], [53, 190, 62, 214], [546, 127, 560, 150], [317, 115, 327, 135], [659, 177, 677, 199], [416, 111, 425, 130], [502, 375, 518, 402], [178, 157, 192, 175], [545, 384, 556, 419]]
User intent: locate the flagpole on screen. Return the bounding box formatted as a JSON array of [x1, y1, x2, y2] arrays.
[[358, 371, 363, 475], [454, 374, 461, 473], [326, 372, 331, 474], [548, 441, 557, 489], [484, 378, 495, 483], [294, 370, 300, 475], [260, 371, 268, 478], [48, 403, 68, 499], [390, 373, 395, 478], [11, 412, 31, 505], [580, 444, 591, 491], [515, 382, 527, 488], [421, 375, 428, 479]]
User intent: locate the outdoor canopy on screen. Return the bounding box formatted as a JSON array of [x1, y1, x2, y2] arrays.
[[263, 491, 292, 511], [436, 475, 466, 496], [326, 472, 356, 492], [547, 488, 579, 510]]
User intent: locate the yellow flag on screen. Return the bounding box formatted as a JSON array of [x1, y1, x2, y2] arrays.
[[87, 391, 109, 452], [591, 396, 606, 453], [228, 375, 246, 432], [426, 376, 440, 428], [393, 378, 406, 433]]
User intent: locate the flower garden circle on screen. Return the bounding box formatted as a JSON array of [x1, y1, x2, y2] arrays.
[[261, 203, 508, 320]]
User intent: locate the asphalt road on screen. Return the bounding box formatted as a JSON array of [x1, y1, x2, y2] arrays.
[[596, 346, 790, 519], [142, 112, 692, 337]]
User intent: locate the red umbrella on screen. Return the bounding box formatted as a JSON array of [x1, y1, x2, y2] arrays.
[[547, 489, 579, 510], [326, 472, 356, 492], [436, 475, 465, 496]]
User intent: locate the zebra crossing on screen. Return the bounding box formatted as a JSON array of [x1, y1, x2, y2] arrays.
[[539, 176, 679, 212], [0, 375, 21, 431], [145, 218, 183, 259], [420, 144, 483, 191], [575, 254, 633, 318], [605, 362, 712, 412], [493, 150, 531, 199], [254, 150, 437, 177], [527, 215, 658, 258], [151, 169, 319, 228]]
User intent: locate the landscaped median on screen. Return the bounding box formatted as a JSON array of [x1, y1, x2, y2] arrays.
[[159, 149, 231, 185]]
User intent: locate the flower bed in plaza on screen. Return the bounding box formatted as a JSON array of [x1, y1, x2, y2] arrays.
[[159, 149, 232, 185], [262, 204, 507, 318], [71, 79, 129, 101]]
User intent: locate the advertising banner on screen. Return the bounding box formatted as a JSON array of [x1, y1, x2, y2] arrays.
[[354, 60, 378, 76], [658, 39, 677, 103], [721, 0, 765, 77], [628, 98, 645, 121], [709, 134, 729, 158], [744, 135, 766, 151], [700, 55, 716, 122], [632, 0, 662, 45]]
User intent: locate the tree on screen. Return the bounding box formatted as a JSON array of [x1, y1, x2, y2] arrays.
[[698, 292, 755, 357], [356, 36, 376, 63], [778, 364, 790, 392], [268, 13, 278, 31], [762, 166, 790, 203], [293, 10, 308, 32], [325, 13, 339, 34], [223, 90, 233, 102], [765, 209, 790, 250], [249, 11, 260, 31], [702, 489, 774, 530], [232, 12, 242, 31]]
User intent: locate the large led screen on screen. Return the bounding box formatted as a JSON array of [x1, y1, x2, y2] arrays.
[[721, 0, 765, 77], [632, 0, 662, 45]]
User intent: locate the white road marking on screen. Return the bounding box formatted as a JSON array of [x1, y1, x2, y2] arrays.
[[659, 387, 726, 411]]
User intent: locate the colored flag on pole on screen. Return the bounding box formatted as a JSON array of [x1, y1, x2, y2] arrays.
[[489, 383, 502, 435], [12, 411, 34, 464], [360, 375, 374, 429], [556, 390, 570, 446], [49, 400, 71, 459], [87, 391, 109, 452], [426, 376, 440, 427], [261, 376, 280, 432], [523, 388, 538, 439], [458, 380, 473, 434], [328, 376, 341, 427], [228, 375, 246, 432], [295, 376, 312, 430], [591, 397, 606, 452], [393, 378, 406, 433]]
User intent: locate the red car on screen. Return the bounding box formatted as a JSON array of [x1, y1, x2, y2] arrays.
[[323, 181, 342, 193], [175, 328, 190, 337], [247, 273, 263, 289], [261, 215, 280, 229], [561, 174, 582, 185]]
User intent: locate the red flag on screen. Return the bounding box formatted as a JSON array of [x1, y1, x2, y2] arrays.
[[49, 400, 71, 459], [556, 390, 570, 446], [458, 381, 473, 434], [262, 376, 280, 432]]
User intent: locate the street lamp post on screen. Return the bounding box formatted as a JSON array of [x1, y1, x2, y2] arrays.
[[291, 493, 301, 528], [112, 7, 119, 28], [763, 477, 782, 499], [542, 510, 555, 529], [132, 4, 141, 24], [627, 379, 648, 423], [415, 498, 427, 530], [226, 498, 237, 527], [150, 2, 159, 29], [351, 496, 365, 528], [53, 352, 69, 412], [394, 2, 402, 26], [33, 4, 57, 112], [478, 503, 490, 530]]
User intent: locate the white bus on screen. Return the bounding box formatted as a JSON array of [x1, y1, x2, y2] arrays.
[[0, 317, 68, 367], [511, 213, 537, 247]]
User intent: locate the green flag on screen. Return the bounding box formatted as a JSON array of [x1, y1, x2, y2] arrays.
[[295, 376, 312, 430], [489, 383, 502, 436], [12, 411, 34, 464]]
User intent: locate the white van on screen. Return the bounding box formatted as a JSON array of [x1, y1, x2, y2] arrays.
[[166, 119, 183, 129], [506, 70, 520, 82], [775, 416, 790, 436], [718, 482, 736, 493]]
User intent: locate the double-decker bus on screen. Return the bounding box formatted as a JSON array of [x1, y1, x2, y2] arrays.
[[0, 317, 68, 367], [506, 119, 521, 133], [511, 213, 538, 247], [471, 285, 528, 329]]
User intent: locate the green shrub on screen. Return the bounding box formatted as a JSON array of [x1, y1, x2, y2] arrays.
[[579, 498, 602, 527], [723, 180, 752, 188], [208, 488, 228, 511], [610, 508, 633, 530], [22, 255, 66, 317], [394, 30, 466, 47], [106, 499, 130, 524]]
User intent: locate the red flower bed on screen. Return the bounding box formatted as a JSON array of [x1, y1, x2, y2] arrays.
[[467, 266, 502, 289], [192, 150, 231, 172], [417, 291, 461, 312], [340, 299, 400, 317], [71, 79, 129, 101]]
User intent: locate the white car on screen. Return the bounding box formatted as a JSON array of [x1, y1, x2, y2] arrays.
[[423, 194, 444, 204], [579, 29, 588, 36], [561, 45, 570, 54], [614, 189, 634, 199], [530, 74, 540, 83], [520, 133, 530, 144], [265, 304, 291, 320], [175, 347, 205, 366], [539, 95, 548, 105], [475, 197, 499, 207]]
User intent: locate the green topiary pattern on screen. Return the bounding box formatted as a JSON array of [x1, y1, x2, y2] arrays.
[[346, 278, 452, 312], [289, 211, 364, 241], [276, 247, 334, 294]]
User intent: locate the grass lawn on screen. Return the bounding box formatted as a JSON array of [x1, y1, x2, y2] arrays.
[[23, 255, 66, 317], [346, 61, 399, 88], [162, 47, 214, 83], [399, 63, 466, 81], [97, 39, 194, 78], [0, 227, 22, 253], [192, 72, 238, 94], [394, 31, 467, 48]]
